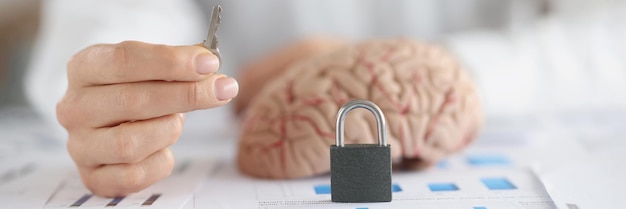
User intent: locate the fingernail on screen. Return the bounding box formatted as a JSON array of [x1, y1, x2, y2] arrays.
[[215, 77, 239, 101], [179, 113, 185, 121], [195, 53, 219, 74]]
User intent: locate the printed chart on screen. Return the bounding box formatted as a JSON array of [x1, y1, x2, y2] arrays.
[[0, 163, 36, 186], [196, 148, 556, 209], [44, 158, 217, 209], [254, 169, 552, 209], [0, 162, 66, 209]]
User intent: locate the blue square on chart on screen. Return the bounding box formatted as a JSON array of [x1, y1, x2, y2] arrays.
[[392, 184, 403, 192], [481, 177, 516, 190], [473, 207, 487, 209], [314, 185, 331, 194], [428, 183, 459, 191], [356, 208, 369, 209], [467, 155, 511, 166]]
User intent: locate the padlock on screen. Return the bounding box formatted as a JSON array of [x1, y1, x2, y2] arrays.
[[330, 99, 392, 203]]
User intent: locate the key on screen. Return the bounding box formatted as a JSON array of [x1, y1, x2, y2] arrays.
[[203, 5, 222, 64]]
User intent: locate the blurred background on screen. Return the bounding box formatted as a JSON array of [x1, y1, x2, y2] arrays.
[[0, 0, 624, 147], [0, 0, 39, 109], [1, 0, 624, 120], [0, 0, 625, 153]]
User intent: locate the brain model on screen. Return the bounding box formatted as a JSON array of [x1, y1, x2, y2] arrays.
[[237, 38, 482, 179]]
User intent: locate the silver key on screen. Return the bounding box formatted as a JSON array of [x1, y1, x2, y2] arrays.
[[203, 5, 222, 64]]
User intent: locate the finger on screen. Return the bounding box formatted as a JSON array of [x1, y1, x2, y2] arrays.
[[68, 41, 220, 87], [68, 114, 184, 167], [79, 148, 175, 197], [61, 74, 238, 128]]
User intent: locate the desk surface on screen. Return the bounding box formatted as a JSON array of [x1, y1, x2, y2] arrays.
[[1, 107, 625, 209]]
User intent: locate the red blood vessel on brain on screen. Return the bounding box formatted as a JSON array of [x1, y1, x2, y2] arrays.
[[237, 38, 483, 179]]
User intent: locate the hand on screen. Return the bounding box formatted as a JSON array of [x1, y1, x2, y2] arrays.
[[56, 41, 239, 197], [234, 37, 345, 114]]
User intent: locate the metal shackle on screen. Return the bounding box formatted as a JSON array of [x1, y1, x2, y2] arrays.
[[335, 99, 388, 147]]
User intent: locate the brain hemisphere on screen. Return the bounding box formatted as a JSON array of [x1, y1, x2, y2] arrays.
[[237, 38, 483, 179]]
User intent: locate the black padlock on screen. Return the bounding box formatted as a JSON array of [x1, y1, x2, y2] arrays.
[[330, 99, 392, 203]]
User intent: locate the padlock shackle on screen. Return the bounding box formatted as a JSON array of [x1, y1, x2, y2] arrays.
[[335, 100, 387, 147]]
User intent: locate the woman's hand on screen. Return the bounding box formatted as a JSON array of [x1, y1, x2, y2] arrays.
[[56, 41, 238, 197]]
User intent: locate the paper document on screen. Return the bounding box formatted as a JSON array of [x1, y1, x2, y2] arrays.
[[534, 145, 626, 209], [0, 163, 66, 209], [196, 152, 556, 209], [44, 158, 217, 209]]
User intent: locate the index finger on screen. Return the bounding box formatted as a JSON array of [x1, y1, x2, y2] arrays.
[[68, 41, 220, 87]]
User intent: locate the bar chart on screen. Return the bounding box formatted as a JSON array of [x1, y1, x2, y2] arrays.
[[63, 193, 161, 207], [196, 149, 557, 209], [43, 158, 217, 209]]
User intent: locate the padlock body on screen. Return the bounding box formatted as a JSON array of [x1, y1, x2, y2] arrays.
[[330, 144, 392, 202]]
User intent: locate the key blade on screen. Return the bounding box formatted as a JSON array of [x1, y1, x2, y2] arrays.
[[211, 39, 219, 49], [209, 8, 221, 49], [214, 5, 223, 21], [203, 5, 222, 50]]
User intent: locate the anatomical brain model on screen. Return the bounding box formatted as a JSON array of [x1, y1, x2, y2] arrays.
[[237, 38, 482, 179]]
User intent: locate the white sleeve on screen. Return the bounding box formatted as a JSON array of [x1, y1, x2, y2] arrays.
[[25, 0, 206, 139]]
